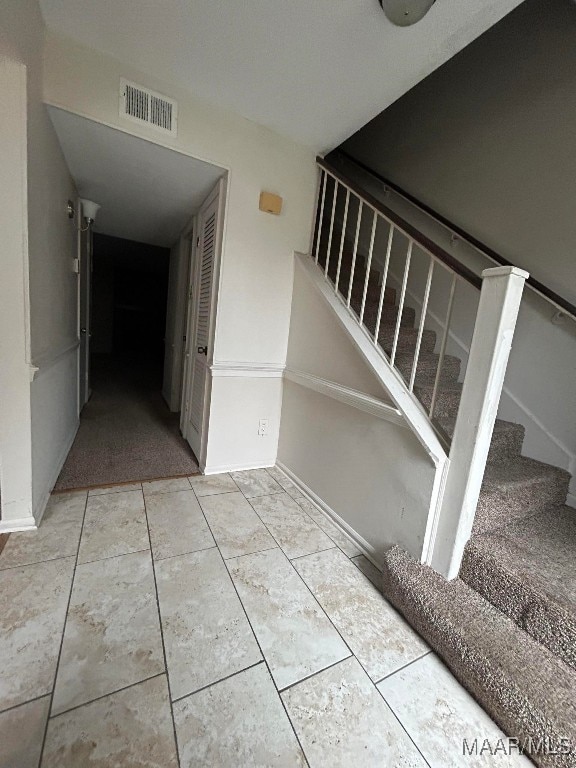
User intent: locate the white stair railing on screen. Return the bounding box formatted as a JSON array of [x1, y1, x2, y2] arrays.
[[310, 158, 528, 578], [313, 160, 484, 426]]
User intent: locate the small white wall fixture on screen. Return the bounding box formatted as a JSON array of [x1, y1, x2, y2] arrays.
[[429, 265, 528, 579]]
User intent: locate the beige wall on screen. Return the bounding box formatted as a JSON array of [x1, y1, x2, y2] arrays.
[[342, 0, 576, 307], [43, 33, 318, 472], [0, 0, 79, 525], [278, 263, 435, 562]]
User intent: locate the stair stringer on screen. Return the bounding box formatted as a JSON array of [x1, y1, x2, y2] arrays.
[[295, 253, 450, 566]]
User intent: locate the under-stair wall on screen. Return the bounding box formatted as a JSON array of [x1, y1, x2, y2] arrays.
[[278, 263, 437, 563]]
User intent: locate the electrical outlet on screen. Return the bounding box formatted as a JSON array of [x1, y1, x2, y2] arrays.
[[258, 419, 269, 437]]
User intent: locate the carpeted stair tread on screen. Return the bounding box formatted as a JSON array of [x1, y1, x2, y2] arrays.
[[360, 301, 417, 329], [438, 417, 525, 465], [394, 351, 461, 386], [382, 546, 576, 768], [378, 327, 437, 355], [474, 457, 571, 534], [413, 379, 463, 419], [461, 506, 576, 670]]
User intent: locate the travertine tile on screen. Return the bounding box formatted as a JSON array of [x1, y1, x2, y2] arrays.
[[145, 489, 214, 560], [89, 482, 142, 496], [142, 477, 191, 496], [0, 557, 75, 711], [77, 490, 148, 564], [249, 493, 334, 560], [174, 663, 306, 767], [43, 675, 178, 768], [189, 473, 239, 497], [293, 548, 428, 682], [297, 498, 361, 558], [0, 696, 50, 768], [282, 656, 426, 767], [378, 654, 532, 767], [52, 551, 164, 715], [266, 467, 305, 501], [155, 548, 261, 700], [228, 548, 350, 689], [0, 492, 86, 570], [230, 469, 283, 498], [351, 554, 383, 591], [198, 492, 276, 559]]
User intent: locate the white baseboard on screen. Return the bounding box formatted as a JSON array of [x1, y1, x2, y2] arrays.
[[276, 461, 382, 570], [0, 516, 37, 533], [33, 420, 79, 526], [567, 492, 576, 509], [202, 460, 275, 475]]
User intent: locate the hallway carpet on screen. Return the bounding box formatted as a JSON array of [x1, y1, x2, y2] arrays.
[[55, 356, 199, 490]]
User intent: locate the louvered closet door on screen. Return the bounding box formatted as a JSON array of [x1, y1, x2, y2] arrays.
[[185, 184, 221, 459]]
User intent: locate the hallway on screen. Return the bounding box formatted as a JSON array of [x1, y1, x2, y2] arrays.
[[0, 468, 529, 766], [55, 356, 199, 490]]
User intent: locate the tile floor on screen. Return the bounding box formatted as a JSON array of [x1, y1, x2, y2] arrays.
[[0, 468, 531, 767]]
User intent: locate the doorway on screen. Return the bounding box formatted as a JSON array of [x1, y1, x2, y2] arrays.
[[47, 109, 227, 490], [56, 233, 201, 490]]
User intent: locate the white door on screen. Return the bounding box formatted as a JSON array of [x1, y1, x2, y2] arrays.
[[181, 179, 224, 461], [78, 222, 92, 408]]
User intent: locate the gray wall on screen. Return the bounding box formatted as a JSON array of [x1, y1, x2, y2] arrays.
[[341, 0, 576, 307]]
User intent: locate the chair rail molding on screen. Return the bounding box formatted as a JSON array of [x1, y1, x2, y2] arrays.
[[210, 361, 285, 378], [30, 339, 80, 380]]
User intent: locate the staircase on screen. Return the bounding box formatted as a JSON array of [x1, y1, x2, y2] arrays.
[[317, 230, 576, 765]]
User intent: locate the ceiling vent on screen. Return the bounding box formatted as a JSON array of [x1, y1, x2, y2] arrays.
[[119, 78, 178, 136]]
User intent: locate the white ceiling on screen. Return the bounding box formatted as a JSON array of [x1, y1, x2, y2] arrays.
[[48, 107, 225, 246], [39, 0, 524, 151]]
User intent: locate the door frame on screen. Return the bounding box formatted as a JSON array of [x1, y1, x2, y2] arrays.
[[77, 204, 92, 411], [180, 176, 227, 469]]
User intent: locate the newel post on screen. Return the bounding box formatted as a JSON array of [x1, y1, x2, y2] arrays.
[[429, 266, 528, 579]]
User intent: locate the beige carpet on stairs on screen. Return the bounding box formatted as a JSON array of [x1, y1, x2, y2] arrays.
[[55, 356, 199, 490]]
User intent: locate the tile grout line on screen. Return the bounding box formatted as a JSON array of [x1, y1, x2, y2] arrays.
[[217, 546, 311, 768], [188, 475, 288, 560], [238, 493, 285, 555], [373, 649, 432, 686], [375, 682, 433, 768], [236, 493, 360, 675], [195, 498, 310, 765], [0, 691, 51, 718], [44, 672, 166, 720], [37, 490, 90, 767], [223, 545, 281, 562], [276, 653, 355, 696], [170, 660, 266, 704], [154, 544, 218, 563], [76, 545, 151, 568], [282, 535, 432, 767], [289, 545, 338, 562], [199, 469, 430, 751], [265, 467, 358, 560], [243, 491, 334, 564], [0, 549, 83, 573], [283, 539, 434, 766], [141, 487, 182, 768]]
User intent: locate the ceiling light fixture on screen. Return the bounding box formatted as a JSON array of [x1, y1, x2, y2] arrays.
[[379, 0, 437, 27]]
